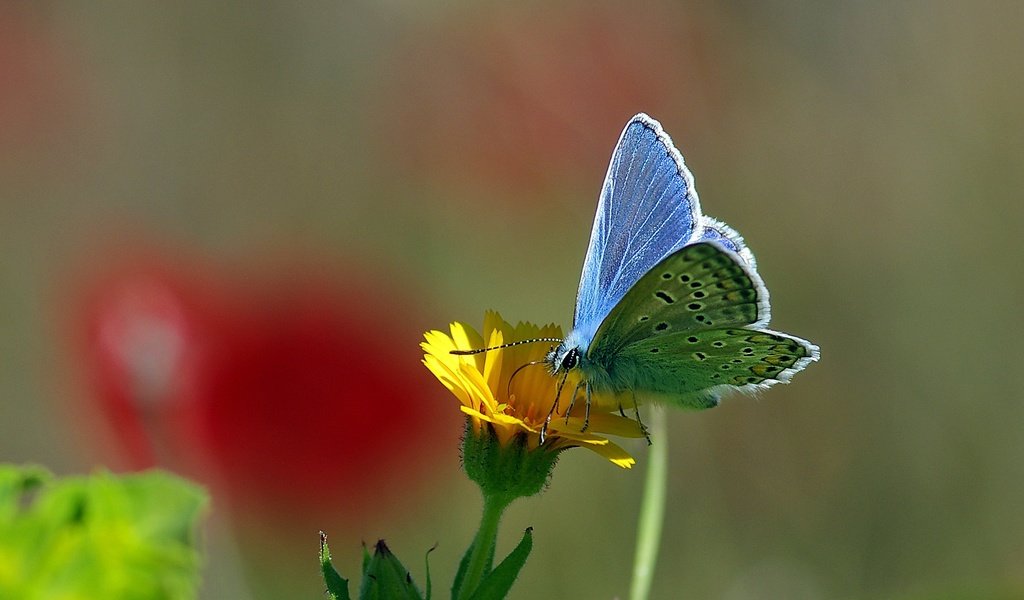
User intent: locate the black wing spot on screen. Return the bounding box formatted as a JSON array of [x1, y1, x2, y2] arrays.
[[679, 274, 692, 283], [746, 377, 761, 383], [689, 281, 703, 289], [693, 352, 707, 361], [693, 290, 706, 299], [719, 364, 731, 370], [712, 341, 726, 348], [655, 291, 675, 304], [731, 358, 744, 364], [711, 373, 721, 380], [695, 315, 706, 323], [686, 336, 699, 343], [687, 302, 702, 311], [661, 272, 673, 279], [649, 348, 660, 353], [638, 315, 650, 322], [654, 322, 670, 332]]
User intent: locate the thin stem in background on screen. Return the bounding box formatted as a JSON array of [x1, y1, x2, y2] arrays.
[[629, 405, 668, 600]]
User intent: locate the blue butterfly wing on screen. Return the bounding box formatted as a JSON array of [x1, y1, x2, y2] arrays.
[[697, 216, 758, 270], [572, 114, 704, 348]]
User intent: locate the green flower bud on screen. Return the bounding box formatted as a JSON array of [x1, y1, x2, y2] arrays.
[[359, 539, 424, 600]]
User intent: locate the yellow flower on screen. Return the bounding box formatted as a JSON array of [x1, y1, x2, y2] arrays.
[[422, 311, 645, 469]]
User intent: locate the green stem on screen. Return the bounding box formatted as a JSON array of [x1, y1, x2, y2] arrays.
[[629, 405, 669, 600], [457, 493, 510, 600]]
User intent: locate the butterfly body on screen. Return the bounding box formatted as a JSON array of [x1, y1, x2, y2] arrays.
[[542, 114, 818, 431]]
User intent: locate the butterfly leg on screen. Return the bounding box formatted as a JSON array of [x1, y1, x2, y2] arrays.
[[541, 371, 569, 444], [580, 383, 592, 433], [563, 379, 585, 425], [631, 391, 652, 445]]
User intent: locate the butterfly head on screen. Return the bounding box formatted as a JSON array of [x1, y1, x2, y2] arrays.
[[545, 343, 581, 375]]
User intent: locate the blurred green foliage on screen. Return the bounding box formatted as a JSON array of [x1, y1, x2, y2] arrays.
[[0, 465, 207, 600]]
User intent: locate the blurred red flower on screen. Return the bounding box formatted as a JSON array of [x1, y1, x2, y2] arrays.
[[74, 249, 456, 522], [375, 2, 724, 200]]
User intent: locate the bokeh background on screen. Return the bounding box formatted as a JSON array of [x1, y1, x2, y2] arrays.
[[2, 1, 1023, 598]]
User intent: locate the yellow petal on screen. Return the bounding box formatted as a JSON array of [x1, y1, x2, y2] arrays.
[[449, 321, 485, 372], [564, 412, 648, 439], [583, 440, 637, 469], [457, 362, 498, 412], [481, 329, 504, 400]]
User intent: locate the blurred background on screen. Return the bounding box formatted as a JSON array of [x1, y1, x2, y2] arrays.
[[2, 1, 1022, 598]]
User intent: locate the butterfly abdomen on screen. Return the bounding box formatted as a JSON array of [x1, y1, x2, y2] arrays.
[[583, 325, 816, 410], [581, 348, 721, 410]]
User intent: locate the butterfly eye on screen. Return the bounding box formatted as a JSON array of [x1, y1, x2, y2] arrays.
[[561, 348, 580, 371]]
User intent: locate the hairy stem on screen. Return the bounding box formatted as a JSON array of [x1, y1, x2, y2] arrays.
[[457, 492, 510, 600]]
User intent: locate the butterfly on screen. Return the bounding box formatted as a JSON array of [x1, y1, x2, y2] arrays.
[[539, 113, 819, 440]]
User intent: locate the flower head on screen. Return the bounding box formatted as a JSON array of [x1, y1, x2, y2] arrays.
[[422, 311, 645, 469]]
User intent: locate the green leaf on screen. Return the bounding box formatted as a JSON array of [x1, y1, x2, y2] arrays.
[[359, 539, 424, 600], [320, 531, 351, 600], [0, 464, 208, 600], [451, 538, 472, 600], [424, 544, 437, 600], [451, 535, 496, 600], [468, 528, 533, 600]]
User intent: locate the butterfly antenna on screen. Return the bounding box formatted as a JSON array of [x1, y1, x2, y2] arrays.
[[449, 337, 562, 356], [507, 360, 546, 399]]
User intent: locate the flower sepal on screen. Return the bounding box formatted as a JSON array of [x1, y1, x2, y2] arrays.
[[320, 534, 427, 600], [358, 539, 426, 600], [462, 420, 561, 504]]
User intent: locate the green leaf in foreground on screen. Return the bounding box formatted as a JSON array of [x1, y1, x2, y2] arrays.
[[320, 531, 351, 600], [467, 527, 533, 600], [452, 534, 497, 600], [424, 544, 437, 600], [0, 464, 208, 600]]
